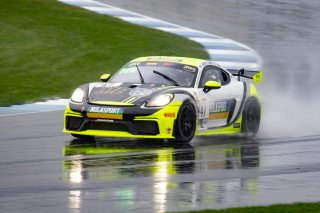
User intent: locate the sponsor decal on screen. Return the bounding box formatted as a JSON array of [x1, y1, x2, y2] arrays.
[[89, 107, 123, 114], [164, 113, 176, 118], [127, 62, 140, 67], [162, 62, 174, 67], [193, 92, 199, 102], [208, 100, 232, 120], [87, 107, 124, 119], [146, 57, 183, 63], [146, 62, 158, 66], [210, 101, 227, 113], [199, 105, 206, 117], [95, 119, 114, 123], [183, 65, 197, 73]]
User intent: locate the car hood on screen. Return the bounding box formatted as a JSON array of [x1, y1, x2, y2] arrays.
[[87, 82, 173, 105]]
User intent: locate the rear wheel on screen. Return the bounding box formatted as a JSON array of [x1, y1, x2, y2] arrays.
[[241, 97, 261, 138], [169, 101, 196, 143]]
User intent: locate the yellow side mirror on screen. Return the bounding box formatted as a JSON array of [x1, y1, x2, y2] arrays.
[[203, 80, 221, 93], [100, 74, 111, 82]]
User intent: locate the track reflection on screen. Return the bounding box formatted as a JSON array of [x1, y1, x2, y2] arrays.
[[63, 137, 260, 212]]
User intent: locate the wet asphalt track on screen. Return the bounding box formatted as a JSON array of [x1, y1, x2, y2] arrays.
[[1, 0, 320, 212], [1, 110, 320, 213]]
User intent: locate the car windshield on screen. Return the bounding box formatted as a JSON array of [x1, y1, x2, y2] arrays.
[[109, 61, 198, 87]]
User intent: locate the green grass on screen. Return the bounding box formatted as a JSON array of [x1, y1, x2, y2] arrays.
[[0, 0, 208, 106], [176, 202, 320, 213]]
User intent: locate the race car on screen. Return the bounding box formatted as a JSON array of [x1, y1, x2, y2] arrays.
[[64, 56, 262, 143]]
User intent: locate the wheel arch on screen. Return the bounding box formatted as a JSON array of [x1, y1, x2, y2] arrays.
[[170, 90, 198, 114]]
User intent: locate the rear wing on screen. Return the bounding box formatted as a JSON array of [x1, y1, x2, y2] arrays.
[[227, 69, 262, 83]]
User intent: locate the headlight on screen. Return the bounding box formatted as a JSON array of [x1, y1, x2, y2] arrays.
[[146, 94, 173, 107], [71, 88, 85, 103]]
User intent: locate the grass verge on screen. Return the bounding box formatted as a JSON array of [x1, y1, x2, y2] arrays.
[[175, 202, 320, 213], [0, 0, 208, 106]]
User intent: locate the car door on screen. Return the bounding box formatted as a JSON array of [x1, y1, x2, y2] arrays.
[[197, 65, 244, 131]]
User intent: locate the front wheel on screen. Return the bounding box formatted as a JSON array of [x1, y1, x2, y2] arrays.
[[241, 97, 261, 138], [169, 101, 196, 143]]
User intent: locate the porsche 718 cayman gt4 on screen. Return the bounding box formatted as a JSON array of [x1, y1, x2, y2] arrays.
[[64, 56, 262, 143]]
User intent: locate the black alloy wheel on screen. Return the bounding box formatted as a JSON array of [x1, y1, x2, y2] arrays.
[[170, 101, 196, 143], [241, 97, 261, 137]]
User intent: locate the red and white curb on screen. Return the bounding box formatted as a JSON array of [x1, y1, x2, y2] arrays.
[[0, 0, 262, 115]]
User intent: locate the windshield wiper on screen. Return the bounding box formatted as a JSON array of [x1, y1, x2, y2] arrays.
[[136, 65, 144, 84], [153, 70, 179, 86]]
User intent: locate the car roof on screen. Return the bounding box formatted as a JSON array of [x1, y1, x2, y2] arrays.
[[130, 56, 209, 67]]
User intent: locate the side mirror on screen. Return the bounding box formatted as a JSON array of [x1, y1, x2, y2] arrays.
[[100, 74, 111, 82], [203, 80, 221, 93]]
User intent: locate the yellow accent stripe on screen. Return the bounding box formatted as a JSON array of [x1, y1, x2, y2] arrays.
[[124, 97, 137, 104], [122, 97, 132, 103], [209, 112, 229, 119], [87, 113, 123, 119]]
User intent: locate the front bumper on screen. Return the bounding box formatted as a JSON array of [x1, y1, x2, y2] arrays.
[[63, 102, 181, 139]]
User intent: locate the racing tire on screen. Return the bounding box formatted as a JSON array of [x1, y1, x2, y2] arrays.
[[71, 134, 95, 140], [169, 101, 196, 143], [241, 97, 261, 138]]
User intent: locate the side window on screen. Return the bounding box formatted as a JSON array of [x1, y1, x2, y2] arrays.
[[220, 70, 230, 85], [199, 65, 223, 88]]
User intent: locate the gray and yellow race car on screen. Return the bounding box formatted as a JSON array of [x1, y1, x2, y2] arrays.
[[64, 56, 262, 143]]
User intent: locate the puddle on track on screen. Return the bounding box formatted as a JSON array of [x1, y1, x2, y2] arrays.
[[62, 135, 320, 213]]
